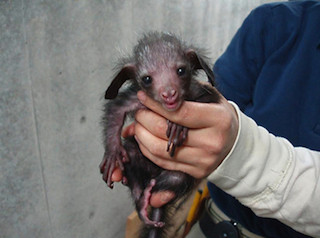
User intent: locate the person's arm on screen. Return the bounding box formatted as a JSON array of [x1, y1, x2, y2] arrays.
[[208, 102, 320, 237], [134, 91, 320, 237]]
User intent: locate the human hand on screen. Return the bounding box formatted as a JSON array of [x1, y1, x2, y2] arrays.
[[133, 90, 239, 179], [111, 90, 238, 207]]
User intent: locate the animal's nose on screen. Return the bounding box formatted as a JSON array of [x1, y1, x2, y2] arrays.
[[161, 89, 177, 101]]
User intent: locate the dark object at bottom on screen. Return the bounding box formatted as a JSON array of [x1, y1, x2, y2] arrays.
[[212, 221, 240, 238], [199, 208, 240, 238]]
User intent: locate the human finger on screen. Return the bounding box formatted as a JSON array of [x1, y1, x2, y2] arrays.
[[138, 141, 216, 178], [150, 191, 176, 208], [122, 122, 135, 138], [134, 119, 212, 161], [111, 167, 123, 182], [137, 91, 228, 128], [135, 108, 231, 151], [135, 109, 169, 140], [135, 129, 213, 179]]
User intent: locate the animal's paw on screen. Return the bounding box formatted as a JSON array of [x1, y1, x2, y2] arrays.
[[99, 146, 129, 188], [139, 179, 165, 228], [166, 120, 188, 157]]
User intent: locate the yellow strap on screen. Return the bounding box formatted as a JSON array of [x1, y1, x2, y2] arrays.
[[183, 184, 210, 237]]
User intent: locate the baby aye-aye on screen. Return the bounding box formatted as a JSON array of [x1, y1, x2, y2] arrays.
[[100, 32, 220, 238]]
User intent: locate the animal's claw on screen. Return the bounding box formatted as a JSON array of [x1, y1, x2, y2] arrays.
[[99, 146, 129, 188], [166, 120, 188, 157]]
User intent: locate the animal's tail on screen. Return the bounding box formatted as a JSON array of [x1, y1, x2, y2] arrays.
[[140, 208, 166, 238]]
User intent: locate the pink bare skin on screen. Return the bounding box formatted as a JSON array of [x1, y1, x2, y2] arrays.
[[111, 164, 175, 208], [111, 166, 175, 208], [113, 90, 239, 207]]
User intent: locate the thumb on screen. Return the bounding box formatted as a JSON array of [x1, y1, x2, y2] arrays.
[[121, 122, 136, 138], [150, 191, 175, 208]]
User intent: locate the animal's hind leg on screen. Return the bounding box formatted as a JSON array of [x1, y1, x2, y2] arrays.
[[137, 179, 165, 228]]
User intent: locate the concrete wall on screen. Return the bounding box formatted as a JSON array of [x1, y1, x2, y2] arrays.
[[0, 1, 281, 238]]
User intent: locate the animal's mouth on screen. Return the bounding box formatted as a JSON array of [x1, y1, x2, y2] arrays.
[[163, 101, 180, 111], [160, 90, 181, 111]]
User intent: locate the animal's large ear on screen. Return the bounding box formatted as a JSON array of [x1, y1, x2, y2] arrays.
[[105, 64, 136, 99], [186, 50, 215, 86]]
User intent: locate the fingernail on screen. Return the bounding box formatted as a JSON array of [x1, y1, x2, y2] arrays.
[[160, 194, 170, 202], [137, 91, 146, 103], [160, 192, 174, 203]]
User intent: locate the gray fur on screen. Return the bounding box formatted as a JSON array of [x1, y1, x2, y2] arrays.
[[100, 32, 220, 238]]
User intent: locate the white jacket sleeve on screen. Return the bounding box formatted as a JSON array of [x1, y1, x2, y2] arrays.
[[207, 102, 320, 237]]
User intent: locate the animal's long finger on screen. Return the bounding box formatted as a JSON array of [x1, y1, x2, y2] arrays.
[[167, 123, 176, 152], [166, 120, 172, 138], [169, 125, 182, 157], [107, 161, 115, 189]]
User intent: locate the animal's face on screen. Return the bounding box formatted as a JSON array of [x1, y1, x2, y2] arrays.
[[134, 37, 192, 111], [104, 32, 215, 106], [135, 57, 192, 111]]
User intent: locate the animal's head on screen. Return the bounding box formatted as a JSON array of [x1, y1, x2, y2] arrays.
[[105, 32, 215, 111]]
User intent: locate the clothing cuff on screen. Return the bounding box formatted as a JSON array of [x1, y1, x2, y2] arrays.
[[207, 101, 292, 206]]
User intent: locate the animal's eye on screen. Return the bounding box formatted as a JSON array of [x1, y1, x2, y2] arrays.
[[142, 76, 152, 86], [177, 67, 186, 77]]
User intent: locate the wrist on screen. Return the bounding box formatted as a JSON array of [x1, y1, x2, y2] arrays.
[[221, 101, 242, 164]]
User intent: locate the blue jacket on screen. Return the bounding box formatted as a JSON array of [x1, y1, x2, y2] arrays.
[[209, 1, 320, 237]]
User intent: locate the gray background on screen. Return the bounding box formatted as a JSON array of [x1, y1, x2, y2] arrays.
[[0, 0, 281, 238]]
